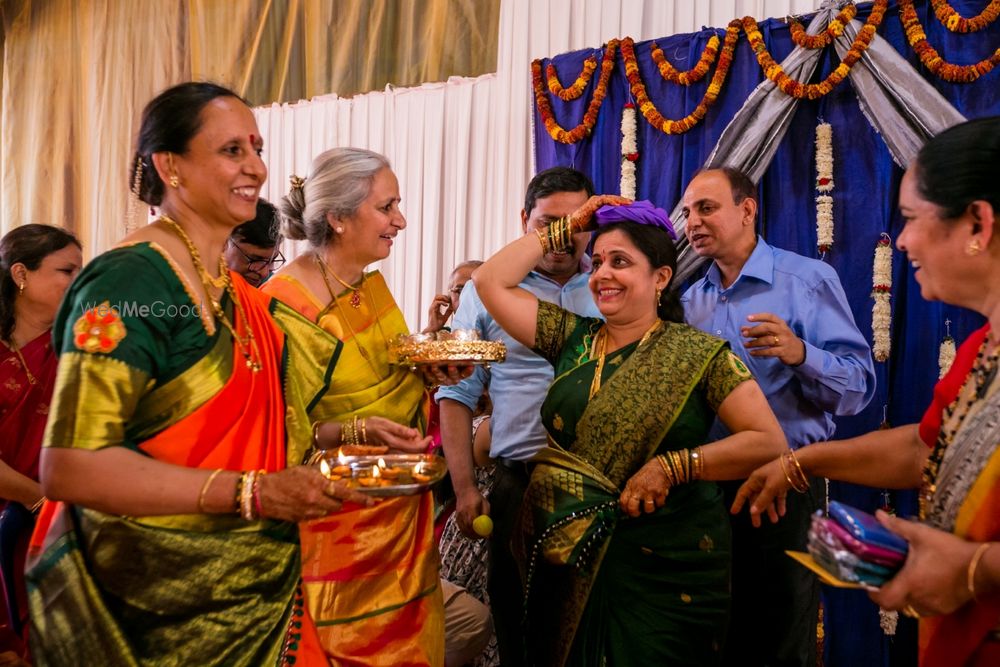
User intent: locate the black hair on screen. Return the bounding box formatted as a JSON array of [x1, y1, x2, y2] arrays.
[[231, 198, 280, 247], [913, 116, 1000, 221], [1, 224, 81, 341], [523, 167, 595, 217], [130, 81, 248, 206], [593, 221, 684, 323]]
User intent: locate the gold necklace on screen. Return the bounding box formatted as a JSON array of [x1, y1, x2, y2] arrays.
[[3, 338, 37, 385], [316, 253, 363, 309], [159, 215, 262, 372], [159, 215, 229, 289], [588, 320, 663, 400], [314, 255, 388, 380]]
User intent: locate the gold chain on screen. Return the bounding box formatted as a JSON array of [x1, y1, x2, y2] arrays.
[[588, 319, 663, 399], [314, 254, 388, 380], [321, 258, 363, 309], [3, 338, 38, 385], [158, 215, 261, 372]]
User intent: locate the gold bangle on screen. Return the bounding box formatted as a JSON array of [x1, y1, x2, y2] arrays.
[[240, 470, 257, 520], [29, 496, 46, 514], [535, 228, 551, 254], [778, 454, 798, 492], [360, 417, 368, 444], [968, 542, 995, 602], [689, 447, 704, 481], [235, 472, 247, 514], [655, 455, 676, 487], [668, 450, 688, 485], [312, 421, 323, 448], [197, 468, 224, 513], [786, 449, 810, 492]]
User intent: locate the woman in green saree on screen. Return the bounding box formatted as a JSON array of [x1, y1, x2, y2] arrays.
[[474, 197, 786, 665]]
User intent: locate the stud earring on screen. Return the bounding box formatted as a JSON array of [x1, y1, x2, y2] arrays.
[[169, 174, 179, 188], [335, 227, 344, 234], [966, 239, 982, 256]]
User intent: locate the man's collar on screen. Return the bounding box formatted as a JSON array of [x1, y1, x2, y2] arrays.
[[705, 237, 773, 289]]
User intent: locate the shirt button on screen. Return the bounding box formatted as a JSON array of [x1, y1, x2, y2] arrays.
[[716, 330, 722, 335], [720, 295, 727, 302]]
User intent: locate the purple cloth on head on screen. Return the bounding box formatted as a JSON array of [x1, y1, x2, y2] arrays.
[[594, 200, 676, 239]]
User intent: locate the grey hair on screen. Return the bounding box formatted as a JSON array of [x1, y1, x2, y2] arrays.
[[279, 147, 391, 248]]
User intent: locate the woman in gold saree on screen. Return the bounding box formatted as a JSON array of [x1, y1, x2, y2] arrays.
[[734, 117, 1000, 667], [264, 147, 468, 665], [474, 198, 786, 665], [26, 82, 372, 666]]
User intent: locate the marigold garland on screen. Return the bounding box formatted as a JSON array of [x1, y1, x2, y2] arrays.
[[789, 4, 858, 49], [622, 23, 740, 136], [620, 102, 638, 198], [546, 55, 598, 101], [900, 0, 1000, 82], [872, 235, 893, 362], [743, 0, 887, 100], [931, 0, 1000, 33], [531, 39, 619, 144], [650, 34, 720, 84]]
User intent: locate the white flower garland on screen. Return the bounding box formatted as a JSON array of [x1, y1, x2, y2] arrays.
[[872, 235, 893, 362], [815, 122, 834, 253], [620, 103, 638, 199]]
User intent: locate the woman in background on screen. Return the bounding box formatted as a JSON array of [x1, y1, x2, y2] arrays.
[[0, 224, 81, 656]]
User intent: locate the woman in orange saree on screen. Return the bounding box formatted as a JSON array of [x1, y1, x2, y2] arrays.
[[264, 147, 469, 666], [26, 82, 370, 666], [734, 117, 1000, 666], [0, 224, 81, 654]]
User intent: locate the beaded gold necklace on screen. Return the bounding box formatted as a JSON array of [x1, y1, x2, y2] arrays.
[[159, 215, 262, 372], [314, 254, 389, 380]]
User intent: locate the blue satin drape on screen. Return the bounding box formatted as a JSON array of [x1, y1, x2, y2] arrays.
[[532, 2, 1000, 664]]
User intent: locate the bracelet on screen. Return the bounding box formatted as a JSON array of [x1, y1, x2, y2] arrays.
[[235, 472, 247, 512], [535, 228, 551, 255], [655, 455, 677, 487], [29, 496, 46, 514], [689, 447, 704, 481], [359, 417, 368, 444], [240, 470, 258, 520], [968, 542, 996, 602], [778, 454, 799, 492], [785, 449, 810, 493], [312, 421, 323, 448], [197, 468, 224, 513], [253, 471, 267, 519]]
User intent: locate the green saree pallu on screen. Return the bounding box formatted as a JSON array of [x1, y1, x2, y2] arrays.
[[519, 302, 753, 667]]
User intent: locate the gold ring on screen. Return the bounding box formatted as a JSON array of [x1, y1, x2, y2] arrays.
[[772, 335, 780, 346], [902, 604, 921, 619]]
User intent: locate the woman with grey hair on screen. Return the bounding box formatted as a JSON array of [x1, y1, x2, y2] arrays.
[[263, 147, 470, 665]]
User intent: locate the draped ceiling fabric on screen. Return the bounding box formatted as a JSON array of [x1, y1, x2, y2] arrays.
[[532, 1, 1000, 664], [0, 0, 499, 257]]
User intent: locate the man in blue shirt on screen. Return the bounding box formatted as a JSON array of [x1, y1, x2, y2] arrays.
[[437, 167, 600, 665], [681, 168, 875, 667]]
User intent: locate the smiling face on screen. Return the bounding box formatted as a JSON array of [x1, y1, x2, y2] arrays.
[[589, 228, 671, 324], [17, 243, 83, 321], [521, 189, 590, 282], [896, 167, 971, 303], [332, 167, 405, 266], [681, 170, 756, 262], [165, 96, 267, 228]]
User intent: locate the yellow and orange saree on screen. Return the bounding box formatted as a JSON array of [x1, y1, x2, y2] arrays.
[[265, 271, 444, 666]]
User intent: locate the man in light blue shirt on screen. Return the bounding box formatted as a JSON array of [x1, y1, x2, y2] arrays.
[[681, 168, 875, 667], [437, 167, 600, 665]]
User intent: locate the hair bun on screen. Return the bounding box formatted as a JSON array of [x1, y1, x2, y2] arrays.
[[279, 186, 308, 241]]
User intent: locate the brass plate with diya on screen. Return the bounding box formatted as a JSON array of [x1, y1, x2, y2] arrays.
[[310, 450, 448, 497], [388, 330, 506, 368]]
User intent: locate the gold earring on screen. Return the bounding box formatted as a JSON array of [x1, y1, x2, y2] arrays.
[[18, 282, 25, 295], [967, 239, 982, 256], [655, 287, 663, 304], [169, 174, 179, 188]]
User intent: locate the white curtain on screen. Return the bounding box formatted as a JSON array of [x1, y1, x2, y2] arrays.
[[255, 0, 820, 331]]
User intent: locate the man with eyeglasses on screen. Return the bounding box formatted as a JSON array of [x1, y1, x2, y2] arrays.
[[225, 198, 285, 287]]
